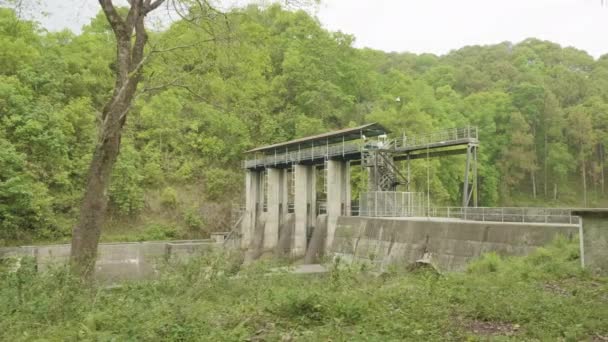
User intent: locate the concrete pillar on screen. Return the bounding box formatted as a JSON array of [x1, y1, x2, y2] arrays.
[[242, 170, 264, 249], [572, 209, 608, 275], [326, 160, 351, 250], [265, 168, 287, 251], [294, 164, 316, 257], [344, 162, 351, 216]]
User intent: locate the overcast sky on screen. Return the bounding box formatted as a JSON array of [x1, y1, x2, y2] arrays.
[[31, 0, 608, 58]]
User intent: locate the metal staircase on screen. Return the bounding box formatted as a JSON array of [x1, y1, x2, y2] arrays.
[[363, 139, 407, 191]]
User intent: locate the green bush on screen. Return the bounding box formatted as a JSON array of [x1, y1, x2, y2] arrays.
[[160, 186, 178, 209], [182, 207, 204, 230], [0, 138, 56, 240], [109, 144, 144, 216], [138, 223, 179, 241], [204, 168, 240, 201], [467, 252, 503, 274]]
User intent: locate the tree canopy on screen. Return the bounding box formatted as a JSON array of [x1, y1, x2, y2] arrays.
[[1, 5, 607, 244]]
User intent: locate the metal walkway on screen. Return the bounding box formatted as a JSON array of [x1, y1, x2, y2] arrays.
[[243, 126, 478, 170]]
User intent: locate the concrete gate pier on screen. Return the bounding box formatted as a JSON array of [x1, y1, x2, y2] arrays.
[[573, 209, 608, 275], [294, 164, 316, 258], [326, 160, 350, 250]]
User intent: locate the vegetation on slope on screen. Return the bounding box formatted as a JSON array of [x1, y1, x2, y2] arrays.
[[1, 238, 606, 340], [1, 4, 608, 244]]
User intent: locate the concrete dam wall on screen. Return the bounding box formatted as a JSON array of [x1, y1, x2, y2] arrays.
[[0, 239, 222, 282], [329, 216, 578, 271]]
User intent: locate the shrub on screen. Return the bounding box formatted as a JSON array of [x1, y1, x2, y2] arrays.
[[0, 138, 56, 240], [182, 207, 204, 231], [467, 252, 502, 274], [138, 223, 179, 241], [109, 144, 144, 216], [269, 291, 327, 325], [160, 186, 178, 209], [204, 168, 240, 201]]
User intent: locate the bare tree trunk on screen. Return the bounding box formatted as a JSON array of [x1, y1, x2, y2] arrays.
[[553, 183, 557, 201], [531, 171, 537, 200], [70, 0, 164, 278], [600, 143, 605, 195], [582, 155, 588, 207], [544, 132, 548, 198]]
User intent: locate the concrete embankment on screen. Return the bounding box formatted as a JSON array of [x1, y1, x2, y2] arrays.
[[329, 216, 578, 272], [0, 239, 222, 282]]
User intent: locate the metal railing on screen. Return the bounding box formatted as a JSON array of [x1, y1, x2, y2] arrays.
[[237, 202, 579, 225], [359, 191, 426, 217], [244, 142, 362, 169], [426, 207, 579, 224], [394, 126, 478, 150], [244, 126, 479, 169]]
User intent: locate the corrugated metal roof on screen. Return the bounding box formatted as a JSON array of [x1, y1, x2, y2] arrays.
[[246, 123, 388, 154]]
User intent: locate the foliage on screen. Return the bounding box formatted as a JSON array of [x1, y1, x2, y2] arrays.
[[204, 168, 240, 201], [160, 186, 178, 209], [2, 5, 608, 241], [138, 223, 180, 241], [182, 206, 205, 231], [108, 143, 145, 216], [0, 239, 606, 340]]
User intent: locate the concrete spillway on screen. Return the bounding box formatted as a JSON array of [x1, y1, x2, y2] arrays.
[[329, 216, 578, 272]]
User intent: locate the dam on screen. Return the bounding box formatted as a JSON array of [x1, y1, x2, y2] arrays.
[[237, 124, 588, 270]]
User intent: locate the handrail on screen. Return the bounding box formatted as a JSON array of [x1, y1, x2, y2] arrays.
[[426, 207, 579, 225], [223, 213, 244, 246], [394, 126, 478, 150], [244, 126, 479, 169]]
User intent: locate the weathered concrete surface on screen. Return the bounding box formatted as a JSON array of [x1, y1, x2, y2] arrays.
[[1, 240, 220, 282], [326, 160, 350, 250], [294, 164, 316, 258], [329, 217, 578, 272], [291, 264, 327, 274], [210, 232, 230, 243], [573, 209, 608, 275], [265, 168, 288, 251], [304, 214, 328, 264], [244, 211, 267, 262], [276, 213, 295, 257], [243, 170, 264, 249]]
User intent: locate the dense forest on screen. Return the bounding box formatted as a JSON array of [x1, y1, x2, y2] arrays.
[[1, 4, 607, 244]]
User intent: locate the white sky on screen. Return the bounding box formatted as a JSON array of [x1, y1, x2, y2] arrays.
[[29, 0, 608, 58]]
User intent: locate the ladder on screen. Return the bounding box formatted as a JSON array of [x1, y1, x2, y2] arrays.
[[323, 158, 329, 194], [290, 164, 296, 197]]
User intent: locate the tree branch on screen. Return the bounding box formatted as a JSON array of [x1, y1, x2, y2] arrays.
[[98, 0, 125, 35], [145, 0, 165, 14], [125, 0, 143, 33]]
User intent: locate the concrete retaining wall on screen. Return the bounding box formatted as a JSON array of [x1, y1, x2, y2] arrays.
[[0, 240, 220, 282], [329, 217, 578, 272]]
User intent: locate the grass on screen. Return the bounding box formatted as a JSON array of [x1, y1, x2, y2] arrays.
[[1, 237, 607, 341]]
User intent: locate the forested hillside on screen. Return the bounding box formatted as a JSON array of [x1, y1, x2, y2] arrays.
[[1, 5, 607, 244]]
